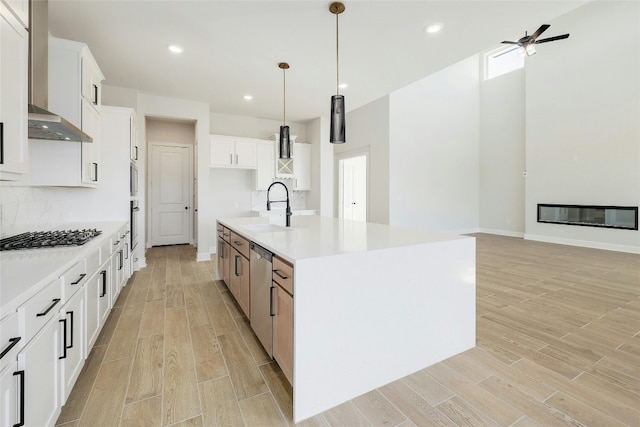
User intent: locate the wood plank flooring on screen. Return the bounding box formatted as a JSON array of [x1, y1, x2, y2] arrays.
[[56, 234, 640, 426]]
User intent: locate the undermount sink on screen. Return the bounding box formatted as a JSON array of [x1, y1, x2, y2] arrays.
[[243, 223, 291, 233]]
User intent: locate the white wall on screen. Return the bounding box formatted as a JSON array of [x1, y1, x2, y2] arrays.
[[210, 112, 306, 141], [305, 116, 334, 217], [525, 1, 640, 252], [389, 55, 480, 234], [335, 96, 390, 225], [137, 93, 211, 260], [479, 68, 525, 237]]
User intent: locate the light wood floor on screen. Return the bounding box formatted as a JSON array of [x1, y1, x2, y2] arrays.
[[56, 234, 640, 426]]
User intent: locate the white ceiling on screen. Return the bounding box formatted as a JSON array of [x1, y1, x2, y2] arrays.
[[48, 1, 587, 123]]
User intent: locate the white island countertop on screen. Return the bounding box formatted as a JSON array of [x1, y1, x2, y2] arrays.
[[217, 215, 476, 422], [218, 215, 469, 263]]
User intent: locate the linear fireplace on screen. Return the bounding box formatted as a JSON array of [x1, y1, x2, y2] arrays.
[[537, 204, 638, 230]]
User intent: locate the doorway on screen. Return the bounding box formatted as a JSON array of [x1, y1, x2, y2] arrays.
[[149, 143, 193, 246], [338, 153, 368, 221]]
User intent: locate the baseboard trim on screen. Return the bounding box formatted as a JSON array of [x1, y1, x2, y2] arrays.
[[478, 228, 525, 238], [450, 228, 481, 235], [524, 233, 640, 254], [197, 251, 212, 262]]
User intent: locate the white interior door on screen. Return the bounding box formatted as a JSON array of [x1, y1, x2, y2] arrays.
[[150, 144, 192, 246], [339, 154, 367, 221]]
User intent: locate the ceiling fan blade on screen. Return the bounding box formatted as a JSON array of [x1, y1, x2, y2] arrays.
[[529, 24, 550, 42], [501, 41, 520, 45], [535, 34, 570, 44]]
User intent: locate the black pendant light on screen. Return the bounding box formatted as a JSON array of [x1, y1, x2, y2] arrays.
[[329, 2, 346, 144], [278, 62, 291, 159]]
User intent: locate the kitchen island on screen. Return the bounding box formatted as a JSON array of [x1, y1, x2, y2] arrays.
[[217, 215, 476, 423]]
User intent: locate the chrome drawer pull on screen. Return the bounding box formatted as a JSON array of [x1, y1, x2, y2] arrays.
[[0, 337, 21, 359], [36, 298, 61, 317]]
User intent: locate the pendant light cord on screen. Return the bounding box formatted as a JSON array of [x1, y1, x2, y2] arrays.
[[336, 12, 340, 95], [283, 67, 286, 126]]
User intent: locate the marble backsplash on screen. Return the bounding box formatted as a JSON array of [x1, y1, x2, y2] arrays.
[[0, 183, 71, 237]]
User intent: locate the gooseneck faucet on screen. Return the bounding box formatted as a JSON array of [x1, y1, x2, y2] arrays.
[[266, 181, 292, 227]]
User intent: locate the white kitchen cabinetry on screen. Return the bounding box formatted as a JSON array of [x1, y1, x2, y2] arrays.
[[0, 4, 28, 181], [255, 140, 275, 190], [86, 265, 109, 352], [128, 111, 139, 162], [4, 0, 28, 28], [111, 230, 128, 303], [30, 36, 104, 187], [59, 287, 85, 402], [274, 134, 296, 179], [292, 143, 311, 190], [210, 135, 257, 168], [0, 359, 20, 427], [17, 316, 61, 427]]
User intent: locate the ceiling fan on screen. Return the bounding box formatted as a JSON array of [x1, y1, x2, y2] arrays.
[[501, 24, 570, 56]]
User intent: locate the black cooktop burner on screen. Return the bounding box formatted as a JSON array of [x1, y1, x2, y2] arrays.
[[0, 229, 102, 251]]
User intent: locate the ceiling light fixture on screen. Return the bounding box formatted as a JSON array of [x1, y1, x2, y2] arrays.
[[243, 94, 253, 101], [278, 62, 291, 159], [425, 22, 443, 34], [329, 2, 346, 144], [338, 83, 348, 90], [168, 44, 183, 54]]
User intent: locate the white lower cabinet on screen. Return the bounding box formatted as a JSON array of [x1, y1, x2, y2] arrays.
[[59, 288, 85, 401], [86, 264, 110, 352], [17, 317, 61, 427], [111, 238, 126, 304], [0, 360, 20, 427]]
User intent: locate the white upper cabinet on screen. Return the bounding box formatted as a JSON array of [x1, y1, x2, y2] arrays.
[[3, 0, 28, 28], [292, 143, 311, 191], [210, 135, 257, 169], [0, 4, 28, 180], [30, 36, 105, 187], [255, 140, 275, 190]]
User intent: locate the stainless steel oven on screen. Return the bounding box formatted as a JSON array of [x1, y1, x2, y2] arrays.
[[130, 200, 139, 250], [130, 162, 138, 197]]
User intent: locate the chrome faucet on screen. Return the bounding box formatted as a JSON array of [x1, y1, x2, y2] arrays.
[[266, 181, 292, 227]]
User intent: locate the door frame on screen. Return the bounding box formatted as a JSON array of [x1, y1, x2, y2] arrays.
[[335, 147, 370, 221], [147, 141, 194, 247]]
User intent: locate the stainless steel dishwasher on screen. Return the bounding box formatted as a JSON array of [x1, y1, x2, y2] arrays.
[[250, 242, 274, 357]]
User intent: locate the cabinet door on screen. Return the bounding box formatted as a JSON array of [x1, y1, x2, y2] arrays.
[[255, 142, 275, 190], [17, 317, 61, 427], [229, 248, 241, 300], [210, 137, 234, 167], [81, 55, 102, 107], [86, 267, 109, 351], [230, 251, 250, 318], [0, 5, 28, 180], [59, 287, 85, 401], [273, 284, 293, 384], [0, 361, 20, 427], [129, 114, 138, 162], [234, 140, 257, 168], [293, 143, 311, 190], [81, 99, 101, 185], [111, 245, 125, 304]]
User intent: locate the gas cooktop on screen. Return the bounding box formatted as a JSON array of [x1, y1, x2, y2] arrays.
[[0, 229, 102, 251]]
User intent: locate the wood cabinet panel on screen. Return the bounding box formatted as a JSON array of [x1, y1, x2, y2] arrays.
[[273, 284, 293, 385]]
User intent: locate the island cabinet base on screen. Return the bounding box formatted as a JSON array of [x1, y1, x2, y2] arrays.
[[292, 237, 476, 422]]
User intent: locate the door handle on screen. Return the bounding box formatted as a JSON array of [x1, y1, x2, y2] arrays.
[[234, 255, 240, 276], [185, 206, 189, 210], [0, 122, 4, 164], [100, 270, 107, 297], [0, 337, 21, 360], [59, 318, 68, 359], [13, 370, 25, 427]]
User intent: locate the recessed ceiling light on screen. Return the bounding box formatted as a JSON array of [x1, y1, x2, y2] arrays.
[[243, 95, 253, 101], [425, 22, 444, 34], [168, 44, 183, 54], [338, 83, 348, 90]]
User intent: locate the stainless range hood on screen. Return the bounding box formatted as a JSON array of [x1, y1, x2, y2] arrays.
[[27, 0, 92, 143]]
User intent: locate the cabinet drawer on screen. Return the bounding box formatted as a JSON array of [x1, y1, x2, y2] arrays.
[[62, 259, 87, 300], [221, 227, 231, 243], [230, 232, 250, 259], [273, 256, 293, 295], [217, 222, 224, 238], [86, 247, 100, 273], [19, 279, 62, 340], [0, 312, 22, 371]]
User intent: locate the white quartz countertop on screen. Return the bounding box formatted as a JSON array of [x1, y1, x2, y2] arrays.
[[0, 221, 126, 318], [218, 215, 470, 263]]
